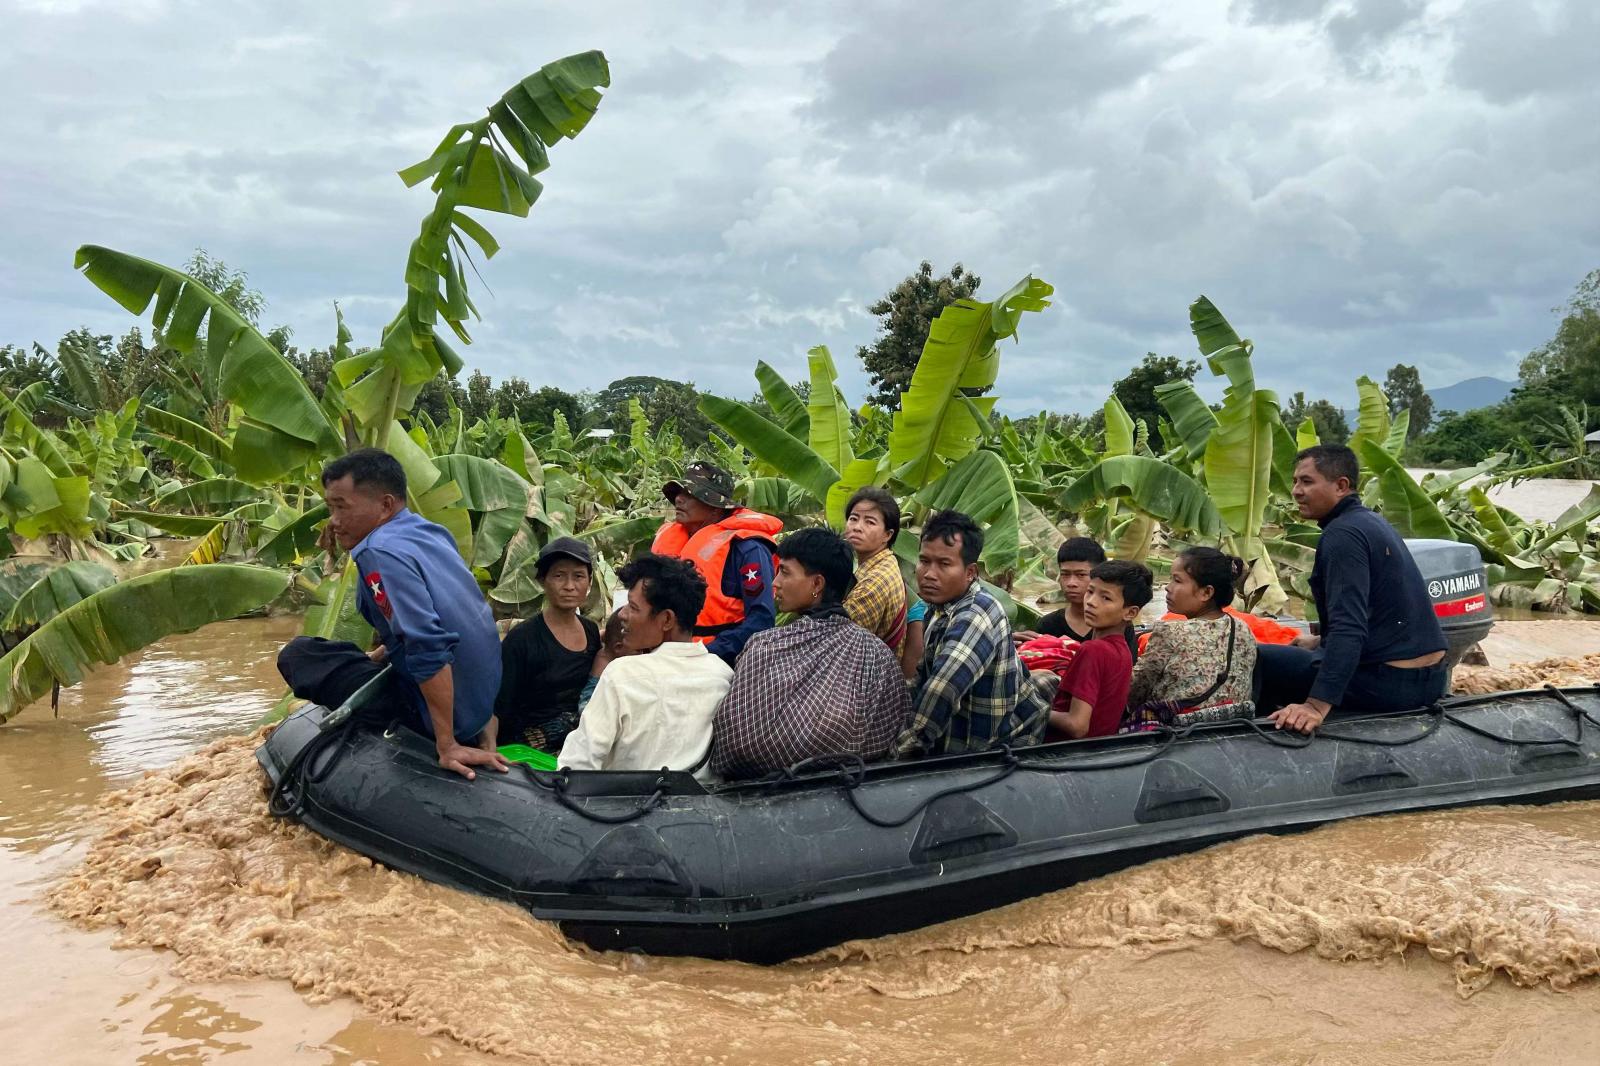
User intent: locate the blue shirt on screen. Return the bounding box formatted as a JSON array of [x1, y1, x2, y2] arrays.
[[706, 538, 776, 665], [351, 508, 502, 741], [1310, 495, 1447, 706]]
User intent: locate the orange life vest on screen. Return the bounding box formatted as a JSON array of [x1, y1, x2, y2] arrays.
[[1138, 606, 1302, 654], [651, 509, 783, 641]]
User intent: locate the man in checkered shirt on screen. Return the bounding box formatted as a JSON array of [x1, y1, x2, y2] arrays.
[[895, 510, 1052, 758]]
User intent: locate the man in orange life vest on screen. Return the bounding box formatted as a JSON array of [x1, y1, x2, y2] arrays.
[[651, 462, 783, 665]]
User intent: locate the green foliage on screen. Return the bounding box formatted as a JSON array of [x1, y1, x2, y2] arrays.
[[857, 261, 982, 410], [1383, 363, 1433, 438], [1112, 353, 1200, 453], [0, 564, 288, 723], [1284, 391, 1350, 446]]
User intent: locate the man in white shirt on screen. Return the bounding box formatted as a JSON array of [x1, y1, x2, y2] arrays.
[[558, 553, 732, 780]]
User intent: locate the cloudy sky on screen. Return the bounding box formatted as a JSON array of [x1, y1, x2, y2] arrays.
[[3, 0, 1597, 415]]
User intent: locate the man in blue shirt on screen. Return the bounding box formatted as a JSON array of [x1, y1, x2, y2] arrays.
[[1260, 444, 1448, 734], [277, 448, 508, 780]]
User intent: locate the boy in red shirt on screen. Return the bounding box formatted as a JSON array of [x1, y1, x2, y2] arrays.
[[1046, 560, 1152, 741]]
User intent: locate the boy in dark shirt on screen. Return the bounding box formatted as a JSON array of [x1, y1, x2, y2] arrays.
[[1015, 537, 1140, 662], [1016, 537, 1103, 642], [1047, 560, 1152, 741]]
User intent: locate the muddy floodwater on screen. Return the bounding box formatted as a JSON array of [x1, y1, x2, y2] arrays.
[[5, 619, 1600, 1064]]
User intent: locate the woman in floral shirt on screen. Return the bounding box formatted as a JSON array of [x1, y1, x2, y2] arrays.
[[1126, 547, 1257, 717]]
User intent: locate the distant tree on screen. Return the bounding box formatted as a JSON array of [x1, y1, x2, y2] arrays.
[[1383, 363, 1433, 438], [182, 248, 266, 324], [1519, 267, 1600, 405], [1110, 353, 1199, 452], [0, 343, 65, 405], [520, 384, 584, 429], [1285, 391, 1351, 445], [412, 374, 460, 426], [857, 261, 981, 409], [594, 375, 715, 445], [1411, 409, 1508, 465], [283, 347, 335, 400], [461, 368, 495, 422]]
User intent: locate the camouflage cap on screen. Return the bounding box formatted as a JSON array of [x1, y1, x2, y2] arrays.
[[662, 461, 736, 509]]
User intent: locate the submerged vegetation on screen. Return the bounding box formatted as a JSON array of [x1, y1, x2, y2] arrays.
[[0, 48, 1596, 724]]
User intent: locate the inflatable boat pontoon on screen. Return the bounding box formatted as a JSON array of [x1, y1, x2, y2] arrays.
[[258, 685, 1600, 963]]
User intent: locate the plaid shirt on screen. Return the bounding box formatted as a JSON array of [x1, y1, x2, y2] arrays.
[[896, 582, 1051, 757], [711, 611, 910, 779], [844, 547, 907, 650]]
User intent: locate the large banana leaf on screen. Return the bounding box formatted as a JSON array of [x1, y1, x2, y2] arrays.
[[73, 246, 341, 479], [913, 449, 1020, 572], [154, 477, 263, 512], [805, 346, 854, 477], [1420, 453, 1506, 499], [1529, 484, 1600, 554], [1061, 455, 1224, 537], [0, 391, 74, 477], [1348, 375, 1390, 458], [1295, 417, 1320, 450], [382, 51, 609, 400], [141, 406, 233, 467], [141, 433, 217, 480], [433, 453, 534, 568], [1205, 386, 1278, 541], [825, 455, 889, 529], [1357, 439, 1453, 540], [254, 504, 330, 566], [1190, 295, 1246, 360], [755, 360, 810, 439], [1103, 395, 1135, 457], [1155, 380, 1217, 458], [1383, 409, 1411, 457], [888, 275, 1052, 489], [5, 459, 92, 539], [3, 562, 117, 630], [1467, 486, 1524, 558], [0, 564, 289, 724], [699, 395, 840, 503]]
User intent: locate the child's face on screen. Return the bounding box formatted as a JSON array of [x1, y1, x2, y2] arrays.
[[1057, 561, 1094, 605], [1083, 577, 1138, 630]]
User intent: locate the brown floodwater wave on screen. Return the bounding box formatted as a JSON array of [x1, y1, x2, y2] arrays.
[[1454, 653, 1600, 696], [46, 725, 1600, 1064]]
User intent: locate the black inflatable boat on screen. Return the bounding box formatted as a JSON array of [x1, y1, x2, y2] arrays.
[[257, 685, 1600, 963]]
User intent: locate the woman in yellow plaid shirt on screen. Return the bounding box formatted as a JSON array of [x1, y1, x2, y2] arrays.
[[841, 487, 908, 652]]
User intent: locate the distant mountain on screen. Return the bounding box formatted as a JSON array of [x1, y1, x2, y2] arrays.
[[1426, 376, 1514, 415], [1337, 376, 1516, 428]]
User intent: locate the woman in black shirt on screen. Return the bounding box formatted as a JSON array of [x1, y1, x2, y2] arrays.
[[496, 537, 600, 752]]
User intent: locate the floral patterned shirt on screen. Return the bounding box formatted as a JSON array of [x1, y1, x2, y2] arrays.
[[1126, 614, 1257, 712]]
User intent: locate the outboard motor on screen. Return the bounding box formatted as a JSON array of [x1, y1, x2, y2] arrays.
[[1405, 538, 1495, 684]]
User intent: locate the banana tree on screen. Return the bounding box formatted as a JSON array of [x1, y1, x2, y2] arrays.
[[701, 274, 1054, 559]]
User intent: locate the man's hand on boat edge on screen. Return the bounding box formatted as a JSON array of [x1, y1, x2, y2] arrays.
[[438, 741, 510, 780], [1269, 698, 1331, 733]]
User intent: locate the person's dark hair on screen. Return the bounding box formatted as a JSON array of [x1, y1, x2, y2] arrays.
[[600, 608, 627, 652], [1056, 536, 1106, 566], [321, 448, 406, 498], [1294, 444, 1359, 488], [1175, 547, 1245, 610], [617, 553, 707, 632], [845, 486, 901, 547], [921, 510, 984, 567], [1090, 560, 1154, 609], [778, 527, 858, 606]]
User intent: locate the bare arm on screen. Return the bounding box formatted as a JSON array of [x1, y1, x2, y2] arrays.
[[1049, 696, 1095, 740], [420, 666, 508, 780]]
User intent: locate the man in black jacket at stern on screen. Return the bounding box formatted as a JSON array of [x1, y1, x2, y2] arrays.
[[1258, 445, 1448, 734]]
